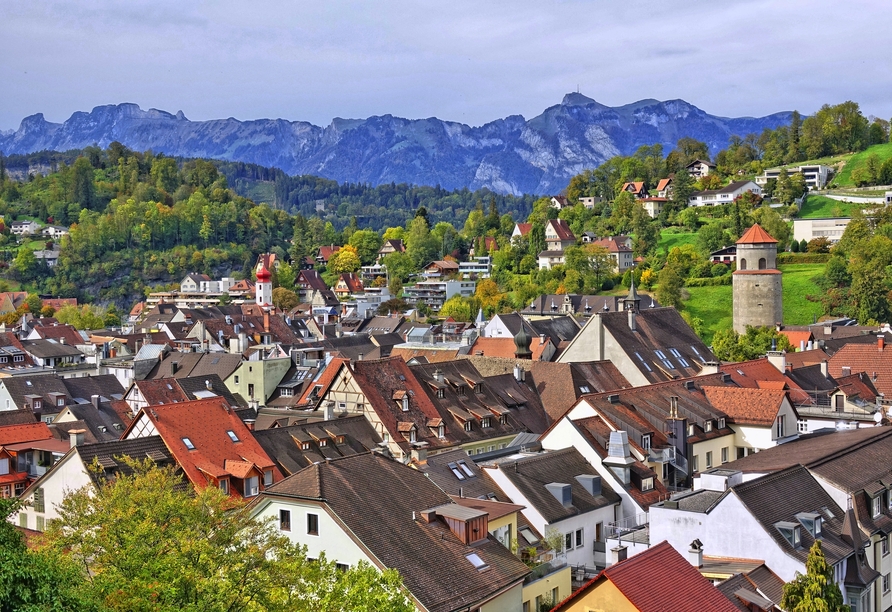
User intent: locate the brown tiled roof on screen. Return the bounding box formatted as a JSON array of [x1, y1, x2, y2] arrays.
[[449, 495, 524, 521], [470, 336, 550, 361], [590, 236, 632, 253], [736, 223, 777, 245], [703, 387, 788, 427], [528, 361, 630, 421], [553, 541, 739, 612], [265, 453, 529, 612], [296, 357, 348, 408], [0, 410, 37, 426], [514, 223, 532, 236], [418, 448, 506, 499], [30, 324, 84, 346], [316, 245, 340, 263], [547, 219, 575, 241], [391, 347, 461, 364], [132, 379, 191, 405], [655, 178, 672, 191]]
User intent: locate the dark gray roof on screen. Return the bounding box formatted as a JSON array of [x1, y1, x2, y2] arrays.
[[492, 448, 620, 523], [419, 448, 505, 500], [664, 488, 726, 513], [176, 374, 245, 406], [265, 453, 529, 612], [252, 416, 381, 476], [75, 435, 174, 486], [20, 339, 83, 359], [65, 403, 130, 442], [63, 375, 125, 402], [529, 316, 581, 347]]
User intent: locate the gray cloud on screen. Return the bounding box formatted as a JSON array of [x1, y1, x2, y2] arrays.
[[0, 0, 890, 132]]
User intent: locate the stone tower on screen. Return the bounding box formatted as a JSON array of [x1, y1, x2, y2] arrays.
[[732, 224, 782, 333]]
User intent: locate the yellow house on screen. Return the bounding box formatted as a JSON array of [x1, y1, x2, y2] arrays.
[[551, 541, 739, 612]]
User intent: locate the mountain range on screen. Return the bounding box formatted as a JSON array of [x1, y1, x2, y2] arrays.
[[0, 94, 792, 195]]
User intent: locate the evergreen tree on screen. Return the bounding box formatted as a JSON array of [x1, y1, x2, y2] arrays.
[[780, 540, 847, 612]]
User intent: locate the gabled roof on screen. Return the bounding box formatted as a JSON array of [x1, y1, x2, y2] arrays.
[[528, 361, 630, 421], [469, 336, 551, 361], [590, 236, 633, 253], [655, 177, 672, 191], [736, 224, 777, 245], [829, 341, 892, 396], [0, 422, 52, 446], [128, 398, 279, 495], [553, 541, 739, 612], [418, 448, 505, 500], [75, 435, 174, 486], [513, 223, 532, 236], [687, 159, 717, 168], [263, 453, 530, 612], [546, 218, 575, 241], [489, 447, 620, 523], [30, 324, 85, 346], [21, 338, 83, 359]]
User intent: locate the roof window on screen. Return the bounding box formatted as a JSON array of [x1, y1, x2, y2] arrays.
[[182, 437, 195, 450], [465, 553, 489, 571], [775, 522, 801, 548], [796, 512, 822, 538], [226, 430, 240, 443]]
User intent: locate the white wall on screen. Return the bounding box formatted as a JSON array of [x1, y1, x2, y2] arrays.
[[19, 451, 92, 531]]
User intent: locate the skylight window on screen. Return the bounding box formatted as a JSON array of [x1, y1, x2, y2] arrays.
[[520, 527, 539, 544], [465, 553, 488, 571], [580, 386, 590, 393], [226, 430, 240, 443], [634, 352, 652, 372], [448, 462, 466, 480], [182, 437, 195, 450], [457, 460, 475, 478]]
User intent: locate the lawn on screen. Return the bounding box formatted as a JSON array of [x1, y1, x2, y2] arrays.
[[833, 142, 892, 187], [682, 263, 825, 345], [659, 230, 698, 252], [798, 195, 861, 219]]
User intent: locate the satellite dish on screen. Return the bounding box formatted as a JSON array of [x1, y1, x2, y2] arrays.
[[875, 411, 883, 424]]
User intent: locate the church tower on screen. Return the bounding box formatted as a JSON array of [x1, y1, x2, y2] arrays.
[[256, 261, 272, 307], [732, 224, 782, 333]]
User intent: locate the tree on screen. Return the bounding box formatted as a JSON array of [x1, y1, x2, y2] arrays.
[[328, 245, 361, 274], [668, 169, 694, 215], [348, 229, 383, 265], [780, 540, 847, 612], [70, 156, 97, 210], [0, 498, 98, 612], [12, 247, 39, 282], [712, 326, 793, 361], [655, 265, 684, 309], [272, 287, 300, 311], [42, 459, 414, 612]]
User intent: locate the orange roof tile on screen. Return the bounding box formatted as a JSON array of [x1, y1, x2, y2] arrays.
[[736, 223, 778, 244], [704, 386, 788, 426], [0, 422, 53, 446], [780, 330, 813, 349], [470, 336, 550, 361]]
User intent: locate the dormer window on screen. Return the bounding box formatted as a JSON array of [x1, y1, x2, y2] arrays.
[[687, 424, 695, 437], [481, 417, 491, 428], [402, 396, 409, 412], [320, 438, 328, 447], [475, 382, 483, 394], [718, 418, 726, 429], [409, 429, 417, 443], [438, 424, 445, 439], [873, 494, 882, 518], [301, 442, 310, 450], [704, 420, 713, 433], [458, 385, 465, 397], [219, 479, 229, 494], [775, 522, 801, 548], [797, 512, 822, 538], [464, 421, 472, 432], [641, 434, 652, 451], [500, 414, 508, 425], [641, 477, 654, 492], [33, 400, 42, 410], [437, 388, 445, 399]]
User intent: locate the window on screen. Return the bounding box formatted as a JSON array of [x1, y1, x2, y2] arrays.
[[873, 495, 882, 518], [641, 434, 651, 452], [402, 397, 409, 412], [437, 388, 445, 399], [234, 375, 239, 385], [280, 387, 294, 397], [457, 461, 474, 478], [706, 451, 713, 469], [718, 418, 725, 429], [244, 476, 259, 497], [704, 420, 712, 433], [481, 417, 491, 428], [307, 513, 319, 535], [335, 563, 349, 572], [438, 424, 445, 439], [263, 470, 273, 486], [0, 458, 8, 475], [248, 383, 255, 398], [279, 509, 291, 531], [688, 424, 695, 437], [226, 430, 240, 443], [885, 574, 891, 594], [14, 355, 23, 363], [776, 522, 801, 548], [835, 395, 844, 412], [464, 421, 472, 432], [219, 479, 229, 494], [523, 602, 530, 612], [692, 455, 699, 473], [182, 437, 195, 450], [33, 400, 41, 410], [57, 397, 65, 407], [36, 516, 44, 532], [721, 447, 729, 464], [575, 529, 583, 548], [465, 552, 488, 571], [641, 477, 654, 491], [33, 487, 45, 513], [409, 429, 417, 443], [448, 462, 466, 480], [564, 533, 572, 552], [798, 419, 808, 433], [883, 535, 889, 557], [500, 414, 508, 425], [775, 414, 786, 438]]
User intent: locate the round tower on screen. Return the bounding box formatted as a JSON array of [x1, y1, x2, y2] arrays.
[[732, 224, 782, 333], [256, 261, 273, 307]]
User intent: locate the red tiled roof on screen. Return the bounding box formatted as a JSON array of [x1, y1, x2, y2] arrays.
[[41, 298, 77, 311], [736, 223, 778, 245], [703, 386, 787, 426], [756, 380, 787, 390], [0, 422, 52, 446], [547, 219, 575, 241], [780, 330, 813, 350], [656, 178, 672, 191], [32, 324, 83, 346], [317, 245, 340, 262], [297, 358, 349, 407], [829, 342, 892, 396], [132, 398, 280, 496], [514, 223, 532, 236], [553, 541, 739, 612], [590, 236, 632, 253]]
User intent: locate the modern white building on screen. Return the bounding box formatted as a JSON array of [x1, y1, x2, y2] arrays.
[[689, 181, 762, 207], [403, 280, 475, 312], [756, 165, 832, 189], [792, 217, 852, 244]]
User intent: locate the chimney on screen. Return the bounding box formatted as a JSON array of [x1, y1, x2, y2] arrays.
[[688, 539, 704, 568], [91, 394, 100, 409], [323, 401, 335, 421], [820, 360, 828, 378], [513, 363, 525, 383], [264, 310, 270, 334], [604, 431, 635, 485], [411, 447, 428, 463], [70, 429, 85, 449], [171, 361, 179, 375], [60, 337, 66, 345], [611, 545, 628, 564], [800, 340, 806, 351], [879, 335, 885, 351], [628, 308, 636, 332], [539, 334, 546, 346], [244, 419, 255, 431], [205, 379, 212, 391], [766, 350, 786, 373]]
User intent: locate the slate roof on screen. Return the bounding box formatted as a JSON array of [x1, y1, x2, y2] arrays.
[[1, 375, 69, 409], [418, 448, 506, 500], [528, 361, 630, 421], [75, 435, 175, 486], [736, 223, 777, 245], [489, 447, 620, 524], [553, 541, 739, 612], [702, 387, 789, 427], [252, 416, 381, 475], [528, 316, 581, 348], [483, 372, 551, 434], [731, 465, 851, 566], [264, 452, 529, 612], [63, 374, 125, 402], [21, 339, 83, 359], [177, 374, 244, 406], [148, 352, 242, 381], [64, 402, 132, 442]]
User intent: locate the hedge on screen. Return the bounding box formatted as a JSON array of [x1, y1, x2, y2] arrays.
[[685, 275, 733, 287], [777, 253, 830, 264]]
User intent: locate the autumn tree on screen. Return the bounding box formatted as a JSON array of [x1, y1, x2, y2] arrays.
[[780, 540, 847, 612], [328, 244, 361, 274]]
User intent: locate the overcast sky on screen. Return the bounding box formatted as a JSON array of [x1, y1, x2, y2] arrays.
[[2, 0, 890, 131]]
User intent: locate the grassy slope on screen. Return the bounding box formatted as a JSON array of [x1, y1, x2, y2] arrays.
[[658, 230, 698, 252], [833, 142, 892, 187], [798, 195, 862, 219], [683, 263, 825, 345]]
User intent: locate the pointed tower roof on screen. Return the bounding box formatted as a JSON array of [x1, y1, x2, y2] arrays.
[[623, 277, 640, 312], [256, 262, 272, 282], [737, 224, 778, 245], [513, 323, 532, 359]]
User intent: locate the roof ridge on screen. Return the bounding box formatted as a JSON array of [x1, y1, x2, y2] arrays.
[[805, 428, 892, 469], [732, 464, 808, 494]]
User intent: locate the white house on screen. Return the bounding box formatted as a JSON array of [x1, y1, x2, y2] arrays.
[[689, 181, 761, 207]]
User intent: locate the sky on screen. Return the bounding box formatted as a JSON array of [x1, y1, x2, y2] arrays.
[[2, 0, 891, 131]]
